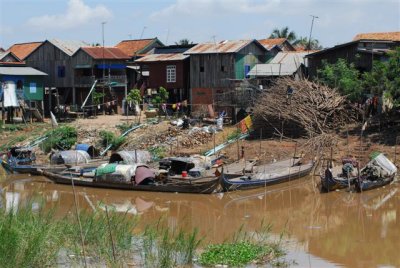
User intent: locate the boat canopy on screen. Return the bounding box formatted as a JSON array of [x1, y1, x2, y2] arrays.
[[109, 150, 151, 164], [50, 150, 90, 165], [366, 153, 397, 176]]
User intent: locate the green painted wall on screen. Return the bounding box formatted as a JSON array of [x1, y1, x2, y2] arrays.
[[0, 75, 44, 100], [235, 54, 258, 79], [23, 76, 44, 100]]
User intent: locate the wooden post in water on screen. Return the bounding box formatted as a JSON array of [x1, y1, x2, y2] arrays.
[[213, 131, 216, 156], [259, 128, 262, 158], [293, 141, 297, 166]]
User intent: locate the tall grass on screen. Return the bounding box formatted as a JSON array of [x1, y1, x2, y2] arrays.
[[0, 203, 64, 268]]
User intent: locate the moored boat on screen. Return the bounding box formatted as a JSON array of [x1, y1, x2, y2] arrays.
[[320, 158, 359, 192], [220, 157, 314, 192]]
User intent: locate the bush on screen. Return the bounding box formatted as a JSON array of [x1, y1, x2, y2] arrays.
[[99, 130, 125, 150], [41, 126, 77, 153]]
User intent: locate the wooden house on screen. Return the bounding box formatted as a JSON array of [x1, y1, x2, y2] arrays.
[[306, 32, 400, 78], [0, 51, 47, 122], [134, 45, 194, 104], [72, 46, 130, 112], [184, 39, 269, 114], [8, 39, 88, 114], [116, 38, 164, 90]]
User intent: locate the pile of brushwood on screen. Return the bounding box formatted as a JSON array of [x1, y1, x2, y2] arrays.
[[254, 78, 358, 153]]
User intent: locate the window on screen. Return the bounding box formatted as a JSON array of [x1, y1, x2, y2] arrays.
[[57, 66, 65, 78], [200, 66, 204, 72], [166, 65, 176, 83], [244, 64, 250, 78], [221, 65, 225, 72]]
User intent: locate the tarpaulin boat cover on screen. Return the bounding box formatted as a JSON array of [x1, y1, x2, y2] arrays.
[[367, 153, 397, 176], [109, 150, 151, 164], [135, 166, 155, 185], [76, 144, 98, 158], [50, 150, 90, 165]]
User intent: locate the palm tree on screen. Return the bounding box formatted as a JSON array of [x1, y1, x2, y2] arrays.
[[293, 36, 322, 50], [175, 39, 193, 46], [269, 27, 297, 42]]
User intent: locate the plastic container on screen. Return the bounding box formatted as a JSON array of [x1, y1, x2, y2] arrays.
[[182, 171, 188, 178]]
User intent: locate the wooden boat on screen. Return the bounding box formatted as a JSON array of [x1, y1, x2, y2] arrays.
[[39, 167, 221, 194], [220, 158, 314, 192], [320, 158, 359, 192]]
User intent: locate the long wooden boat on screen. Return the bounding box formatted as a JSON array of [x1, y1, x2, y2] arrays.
[[320, 165, 358, 192], [39, 170, 220, 194], [220, 158, 314, 192]]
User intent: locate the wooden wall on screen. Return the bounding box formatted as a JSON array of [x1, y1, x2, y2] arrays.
[[25, 41, 75, 89]]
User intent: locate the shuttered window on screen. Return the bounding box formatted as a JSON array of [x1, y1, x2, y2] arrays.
[[166, 65, 176, 83]]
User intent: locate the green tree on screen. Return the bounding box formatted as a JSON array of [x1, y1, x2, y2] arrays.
[[175, 39, 193, 45], [151, 86, 169, 105], [293, 36, 323, 50], [269, 27, 297, 42], [126, 88, 142, 105], [362, 47, 400, 105], [317, 58, 363, 101]]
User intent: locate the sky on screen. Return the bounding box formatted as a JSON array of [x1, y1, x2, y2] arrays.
[[0, 0, 399, 50]]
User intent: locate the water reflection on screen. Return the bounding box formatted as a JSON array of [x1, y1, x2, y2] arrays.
[[0, 172, 399, 267]]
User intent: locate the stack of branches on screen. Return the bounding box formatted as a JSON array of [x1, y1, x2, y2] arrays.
[[253, 77, 357, 153]]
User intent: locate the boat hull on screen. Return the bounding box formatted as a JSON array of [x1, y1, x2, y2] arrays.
[[221, 161, 314, 192], [40, 170, 220, 194]]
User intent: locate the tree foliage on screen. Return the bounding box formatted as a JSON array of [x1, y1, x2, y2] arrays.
[[126, 88, 142, 105], [151, 87, 169, 105], [293, 36, 323, 50], [317, 59, 363, 101], [175, 39, 193, 45], [269, 27, 297, 42], [362, 47, 400, 105]]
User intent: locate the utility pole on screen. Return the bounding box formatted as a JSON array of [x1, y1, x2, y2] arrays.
[[102, 21, 107, 115], [307, 15, 318, 52]]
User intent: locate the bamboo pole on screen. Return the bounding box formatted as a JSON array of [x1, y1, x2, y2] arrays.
[[71, 176, 87, 268]]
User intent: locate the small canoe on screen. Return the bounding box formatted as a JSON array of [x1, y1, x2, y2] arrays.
[[355, 174, 395, 192], [220, 158, 314, 192], [39, 170, 220, 194]]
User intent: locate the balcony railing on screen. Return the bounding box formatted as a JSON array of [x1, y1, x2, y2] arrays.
[[74, 75, 127, 87]]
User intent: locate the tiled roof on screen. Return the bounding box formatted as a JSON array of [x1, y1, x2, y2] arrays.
[[81, 47, 130, 60], [258, 38, 287, 49], [135, 53, 189, 62], [49, 39, 89, 56], [7, 41, 43, 60], [353, 32, 400, 42], [115, 38, 157, 57], [185, 40, 261, 54]]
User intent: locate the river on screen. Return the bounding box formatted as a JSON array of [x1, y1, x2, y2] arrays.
[[1, 168, 399, 267]]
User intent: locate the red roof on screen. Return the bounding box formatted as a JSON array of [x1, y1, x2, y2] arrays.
[[258, 38, 288, 49], [7, 42, 43, 60], [115, 39, 156, 57], [353, 32, 400, 42], [81, 47, 130, 60]]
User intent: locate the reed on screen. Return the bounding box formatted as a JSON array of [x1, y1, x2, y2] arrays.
[[0, 203, 64, 268]]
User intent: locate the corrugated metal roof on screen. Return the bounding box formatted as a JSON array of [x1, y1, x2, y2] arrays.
[[258, 38, 287, 49], [184, 40, 254, 54], [248, 52, 308, 76], [135, 53, 189, 62], [353, 32, 400, 42], [115, 38, 159, 57], [49, 39, 89, 56], [0, 66, 47, 76], [81, 47, 130, 60], [7, 42, 43, 60]]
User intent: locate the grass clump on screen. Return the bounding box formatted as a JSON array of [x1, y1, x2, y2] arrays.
[[41, 125, 77, 153], [139, 223, 202, 268], [0, 203, 64, 268], [198, 223, 287, 267], [99, 130, 126, 150]]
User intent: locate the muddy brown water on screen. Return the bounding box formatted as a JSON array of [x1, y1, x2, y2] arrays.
[[1, 169, 399, 267]]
